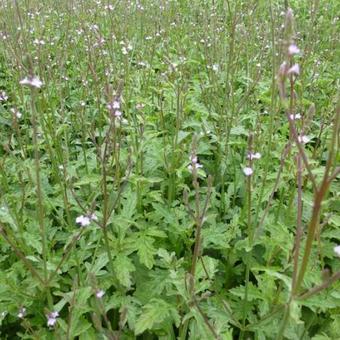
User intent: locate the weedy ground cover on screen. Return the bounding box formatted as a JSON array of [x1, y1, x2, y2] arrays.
[[0, 0, 339, 339]]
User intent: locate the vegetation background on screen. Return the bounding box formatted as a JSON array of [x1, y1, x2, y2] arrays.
[[0, 0, 339, 339]]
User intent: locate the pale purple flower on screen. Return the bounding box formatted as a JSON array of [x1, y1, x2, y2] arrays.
[[95, 289, 105, 299], [288, 44, 300, 55], [106, 100, 121, 110], [287, 64, 300, 76], [47, 311, 59, 327], [107, 100, 122, 118], [286, 8, 294, 21], [188, 155, 203, 172], [76, 215, 91, 227], [334, 245, 340, 257], [188, 155, 203, 171], [243, 167, 253, 176], [17, 307, 26, 319], [76, 213, 97, 227], [113, 101, 120, 109], [19, 76, 43, 88]]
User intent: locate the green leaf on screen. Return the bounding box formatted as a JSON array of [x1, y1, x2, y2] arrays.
[[135, 299, 180, 335], [114, 255, 135, 288], [89, 252, 109, 275], [146, 227, 167, 238], [137, 235, 156, 269], [152, 203, 177, 225], [74, 174, 101, 186], [121, 189, 137, 219], [0, 207, 17, 231], [69, 315, 92, 337], [23, 231, 42, 254], [230, 126, 248, 136]]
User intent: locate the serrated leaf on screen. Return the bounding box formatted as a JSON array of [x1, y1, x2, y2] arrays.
[[89, 252, 108, 275], [23, 231, 42, 254], [146, 227, 167, 238], [69, 315, 93, 337], [114, 255, 135, 288], [0, 207, 17, 231], [137, 235, 156, 269], [152, 203, 177, 225], [121, 189, 137, 219], [230, 126, 248, 136], [135, 299, 179, 335], [74, 174, 101, 186]]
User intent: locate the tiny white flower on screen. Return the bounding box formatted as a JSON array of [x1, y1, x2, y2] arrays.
[[243, 167, 253, 176], [76, 215, 91, 227], [212, 64, 219, 72], [0, 91, 8, 101], [95, 289, 105, 299], [334, 245, 340, 257], [247, 152, 261, 160], [114, 110, 122, 117], [297, 135, 310, 144], [18, 307, 26, 319], [19, 76, 43, 88], [289, 113, 302, 120], [138, 61, 147, 67], [10, 108, 22, 118]]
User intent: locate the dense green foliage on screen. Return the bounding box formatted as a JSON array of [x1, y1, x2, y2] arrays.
[[0, 0, 339, 339]]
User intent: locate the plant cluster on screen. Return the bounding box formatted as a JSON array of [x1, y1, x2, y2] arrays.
[[0, 0, 339, 339]]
